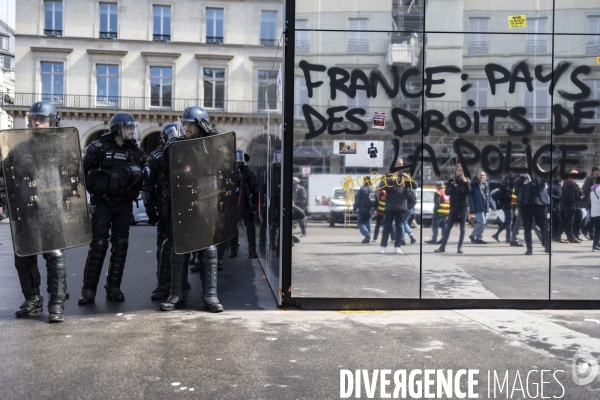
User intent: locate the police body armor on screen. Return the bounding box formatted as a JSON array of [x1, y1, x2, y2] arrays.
[[0, 127, 91, 256]]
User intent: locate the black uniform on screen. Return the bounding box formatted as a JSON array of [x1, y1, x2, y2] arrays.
[[142, 146, 171, 299], [230, 163, 258, 258], [78, 133, 145, 303]]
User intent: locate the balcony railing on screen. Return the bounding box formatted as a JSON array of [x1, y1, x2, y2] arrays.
[[348, 39, 369, 52], [206, 36, 224, 44], [587, 40, 600, 54], [260, 38, 277, 46], [0, 93, 281, 115], [467, 40, 489, 54], [295, 39, 310, 54], [525, 39, 547, 54], [153, 34, 171, 42], [99, 31, 117, 39], [44, 29, 62, 37]]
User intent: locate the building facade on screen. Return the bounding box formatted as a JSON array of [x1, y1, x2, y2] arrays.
[[0, 19, 15, 130], [4, 0, 283, 154]]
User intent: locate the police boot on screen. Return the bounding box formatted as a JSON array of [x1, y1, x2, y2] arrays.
[[229, 234, 239, 258], [247, 225, 258, 258], [151, 238, 171, 300], [160, 249, 188, 311], [105, 238, 128, 302], [45, 250, 68, 323], [15, 294, 43, 317], [202, 245, 224, 313], [79, 238, 109, 305]]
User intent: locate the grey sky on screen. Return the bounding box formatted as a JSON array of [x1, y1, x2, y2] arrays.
[[0, 0, 15, 30]]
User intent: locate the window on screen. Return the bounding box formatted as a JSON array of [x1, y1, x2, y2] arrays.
[[295, 20, 309, 53], [153, 5, 171, 41], [348, 18, 368, 52], [526, 18, 548, 54], [44, 1, 63, 37], [587, 16, 600, 54], [468, 17, 489, 54], [294, 76, 309, 119], [41, 62, 64, 104], [10, 59, 15, 70], [585, 80, 600, 120], [260, 11, 277, 46], [206, 8, 224, 44], [0, 36, 7, 50], [96, 65, 119, 107], [0, 58, 4, 69], [150, 66, 172, 107], [99, 3, 118, 39], [203, 69, 225, 110], [258, 70, 278, 110], [464, 79, 489, 116], [346, 88, 370, 112], [524, 80, 550, 121]]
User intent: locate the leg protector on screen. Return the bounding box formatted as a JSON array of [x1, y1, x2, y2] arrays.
[[160, 242, 188, 311], [105, 237, 128, 301], [202, 245, 223, 313], [229, 233, 239, 257], [151, 238, 172, 300], [79, 238, 108, 304], [44, 250, 68, 323]]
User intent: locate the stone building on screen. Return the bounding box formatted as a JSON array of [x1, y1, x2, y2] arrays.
[[0, 19, 15, 130]]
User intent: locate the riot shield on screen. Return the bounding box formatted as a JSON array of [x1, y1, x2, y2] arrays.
[[169, 131, 237, 254], [0, 127, 92, 256]]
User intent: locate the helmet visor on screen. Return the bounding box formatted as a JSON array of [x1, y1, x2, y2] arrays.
[[235, 150, 245, 163], [161, 124, 179, 145], [118, 121, 140, 141], [26, 114, 57, 128]]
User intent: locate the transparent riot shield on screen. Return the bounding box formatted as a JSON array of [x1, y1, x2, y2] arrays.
[[0, 127, 92, 256], [169, 131, 237, 254]]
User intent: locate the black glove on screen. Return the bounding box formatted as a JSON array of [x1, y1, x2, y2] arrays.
[[146, 204, 158, 226]]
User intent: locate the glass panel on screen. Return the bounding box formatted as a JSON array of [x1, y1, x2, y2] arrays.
[[150, 66, 160, 77], [422, 32, 551, 299], [204, 80, 214, 107], [100, 3, 108, 31], [162, 67, 172, 78], [296, 0, 423, 32], [96, 64, 106, 75], [110, 4, 117, 32], [97, 76, 107, 97], [41, 62, 52, 73], [163, 7, 171, 35], [55, 1, 62, 30], [261, 10, 277, 40], [292, 31, 423, 298], [153, 6, 161, 34], [45, 2, 53, 29], [555, 0, 600, 34], [550, 34, 600, 300], [108, 65, 118, 75], [425, 0, 553, 33]]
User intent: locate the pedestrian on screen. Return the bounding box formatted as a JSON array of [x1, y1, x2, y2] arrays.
[[589, 176, 600, 251], [78, 113, 146, 305], [372, 188, 395, 243], [354, 176, 375, 244], [142, 122, 178, 300], [230, 151, 259, 258], [551, 178, 567, 243], [514, 168, 550, 255], [580, 166, 599, 240], [292, 177, 308, 237], [379, 159, 418, 254], [158, 106, 224, 313], [435, 163, 471, 254], [468, 170, 495, 244], [425, 181, 448, 244], [9, 101, 69, 322], [491, 173, 516, 244], [555, 171, 583, 243]]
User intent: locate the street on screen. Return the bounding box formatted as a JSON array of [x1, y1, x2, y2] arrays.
[[0, 221, 599, 399]]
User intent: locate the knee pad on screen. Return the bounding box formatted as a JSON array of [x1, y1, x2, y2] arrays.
[[111, 237, 129, 257]]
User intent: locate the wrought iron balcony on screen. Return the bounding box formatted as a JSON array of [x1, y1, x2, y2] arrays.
[[206, 36, 224, 44], [44, 29, 63, 37], [99, 32, 117, 39], [348, 39, 369, 52], [467, 40, 489, 54], [260, 38, 277, 46], [153, 34, 171, 42], [525, 39, 547, 54], [587, 40, 600, 54], [0, 93, 281, 115]]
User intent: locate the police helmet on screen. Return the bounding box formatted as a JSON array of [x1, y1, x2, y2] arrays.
[[26, 101, 59, 128], [181, 106, 212, 138], [109, 113, 140, 141], [235, 149, 245, 165], [160, 122, 180, 146]]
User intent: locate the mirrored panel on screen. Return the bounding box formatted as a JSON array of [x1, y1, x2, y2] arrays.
[[291, 30, 423, 298], [550, 34, 600, 300], [425, 0, 553, 34], [296, 0, 424, 32], [421, 32, 551, 299], [555, 0, 600, 34]]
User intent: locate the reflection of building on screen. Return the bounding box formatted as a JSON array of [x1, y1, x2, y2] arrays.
[[5, 0, 283, 153], [0, 19, 15, 130]]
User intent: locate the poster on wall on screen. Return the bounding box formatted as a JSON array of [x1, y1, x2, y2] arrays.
[[333, 140, 384, 168], [373, 112, 386, 129]]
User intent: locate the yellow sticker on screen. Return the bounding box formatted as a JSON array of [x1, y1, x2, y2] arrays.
[[597, 56, 600, 64], [508, 15, 527, 29]]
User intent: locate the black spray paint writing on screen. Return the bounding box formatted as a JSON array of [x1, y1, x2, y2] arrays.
[[299, 60, 600, 179]]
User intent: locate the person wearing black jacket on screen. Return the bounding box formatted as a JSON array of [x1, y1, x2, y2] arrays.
[[556, 171, 583, 243], [515, 170, 550, 255], [435, 164, 471, 254], [231, 151, 259, 258], [354, 177, 375, 244], [551, 178, 567, 243], [491, 173, 516, 243]]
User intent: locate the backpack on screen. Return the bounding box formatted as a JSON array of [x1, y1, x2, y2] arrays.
[[406, 187, 417, 210]]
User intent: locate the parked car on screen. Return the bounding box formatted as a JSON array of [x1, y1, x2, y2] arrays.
[[414, 188, 436, 226], [131, 192, 148, 225], [328, 187, 359, 227]]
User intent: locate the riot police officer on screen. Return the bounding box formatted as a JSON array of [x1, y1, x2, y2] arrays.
[[78, 113, 146, 305], [231, 150, 258, 258], [143, 122, 178, 300], [8, 102, 69, 322], [158, 107, 224, 313]]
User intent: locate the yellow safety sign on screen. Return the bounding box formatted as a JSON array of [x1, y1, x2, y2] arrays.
[[508, 15, 527, 28]]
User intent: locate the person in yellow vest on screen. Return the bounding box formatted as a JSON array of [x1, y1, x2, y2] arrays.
[[491, 173, 516, 243], [372, 188, 395, 243], [426, 181, 449, 244]]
